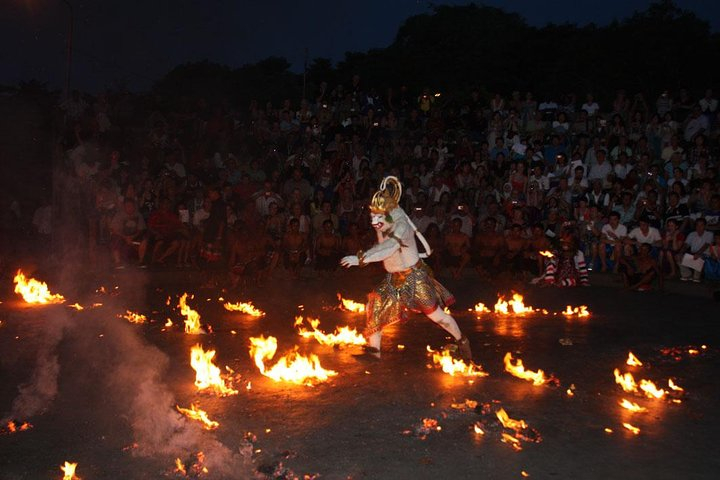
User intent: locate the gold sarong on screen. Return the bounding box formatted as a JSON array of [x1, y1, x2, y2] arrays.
[[364, 261, 455, 336]]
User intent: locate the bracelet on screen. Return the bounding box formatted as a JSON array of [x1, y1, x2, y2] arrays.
[[357, 250, 367, 267]]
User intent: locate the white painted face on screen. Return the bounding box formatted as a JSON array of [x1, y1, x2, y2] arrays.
[[371, 212, 391, 232]]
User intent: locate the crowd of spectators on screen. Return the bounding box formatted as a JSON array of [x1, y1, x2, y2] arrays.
[[48, 80, 720, 289]]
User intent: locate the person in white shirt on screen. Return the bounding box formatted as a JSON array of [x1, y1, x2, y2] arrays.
[[626, 217, 662, 249], [588, 150, 612, 185], [581, 94, 600, 116], [679, 218, 714, 282], [600, 211, 627, 272]]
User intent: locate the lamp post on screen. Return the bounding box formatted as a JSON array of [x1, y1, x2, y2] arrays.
[[60, 0, 73, 99]]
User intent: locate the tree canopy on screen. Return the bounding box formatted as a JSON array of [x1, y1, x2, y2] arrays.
[[152, 1, 719, 105]]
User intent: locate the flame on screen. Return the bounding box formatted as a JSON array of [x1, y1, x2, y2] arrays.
[[337, 293, 366, 313], [495, 293, 534, 315], [472, 302, 491, 313], [473, 423, 485, 435], [68, 303, 84, 311], [174, 458, 187, 476], [496, 408, 528, 430], [668, 379, 684, 391], [224, 301, 265, 317], [562, 305, 590, 317], [622, 422, 640, 435], [119, 310, 147, 324], [639, 379, 665, 399], [179, 293, 203, 334], [539, 250, 554, 258], [295, 316, 366, 347], [501, 433, 522, 450], [164, 319, 173, 327], [60, 461, 80, 480], [6, 421, 32, 433], [427, 346, 488, 378], [176, 404, 219, 430], [503, 352, 547, 385], [249, 335, 337, 386], [13, 270, 64, 304], [619, 398, 647, 413], [190, 345, 238, 396], [613, 368, 638, 393], [626, 352, 643, 366]]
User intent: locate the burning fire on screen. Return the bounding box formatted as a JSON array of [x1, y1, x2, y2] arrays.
[[668, 379, 684, 391], [473, 422, 485, 435], [427, 346, 488, 378], [503, 352, 547, 386], [562, 305, 590, 317], [176, 404, 219, 430], [224, 301, 265, 317], [295, 316, 366, 347], [626, 352, 643, 366], [622, 422, 640, 435], [613, 369, 666, 399], [337, 293, 366, 313], [619, 398, 647, 413], [472, 303, 491, 313], [501, 432, 522, 451], [174, 458, 187, 476], [119, 310, 147, 324], [179, 293, 204, 334], [539, 250, 554, 258], [190, 345, 238, 396], [639, 379, 666, 399], [496, 408, 528, 430], [495, 293, 534, 315], [5, 421, 32, 433], [60, 461, 80, 480], [249, 335, 337, 386], [13, 270, 65, 304], [68, 303, 84, 311]]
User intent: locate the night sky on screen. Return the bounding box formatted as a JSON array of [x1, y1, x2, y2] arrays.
[[2, 0, 718, 92]]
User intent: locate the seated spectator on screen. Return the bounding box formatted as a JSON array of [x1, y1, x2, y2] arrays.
[[472, 217, 504, 278], [443, 218, 471, 278], [109, 198, 148, 269], [314, 219, 340, 277], [538, 237, 589, 287], [679, 218, 713, 282], [503, 223, 528, 275], [526, 223, 552, 275], [618, 243, 662, 291], [626, 216, 662, 254], [282, 218, 307, 279], [599, 211, 627, 272], [147, 198, 185, 265], [660, 218, 684, 278]]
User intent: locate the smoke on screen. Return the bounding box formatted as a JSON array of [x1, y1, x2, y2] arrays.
[[4, 269, 253, 478], [6, 311, 67, 420]]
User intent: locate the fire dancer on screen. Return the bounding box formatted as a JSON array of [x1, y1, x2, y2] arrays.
[[536, 235, 590, 287], [340, 176, 472, 361]]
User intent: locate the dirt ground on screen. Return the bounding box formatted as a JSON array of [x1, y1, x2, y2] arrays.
[[1, 266, 719, 479]]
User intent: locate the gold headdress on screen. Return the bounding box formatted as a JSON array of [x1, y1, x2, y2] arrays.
[[369, 176, 403, 215]]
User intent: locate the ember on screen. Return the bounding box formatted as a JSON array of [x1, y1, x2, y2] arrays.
[[13, 270, 65, 304], [224, 301, 265, 317], [501, 432, 522, 451], [295, 316, 366, 348], [4, 421, 32, 434], [179, 293, 204, 334], [503, 352, 547, 386], [68, 303, 84, 311], [427, 346, 488, 378], [60, 461, 80, 480], [337, 293, 366, 313], [668, 379, 684, 391], [190, 344, 238, 396], [176, 403, 220, 430], [539, 250, 554, 258], [249, 335, 337, 386], [613, 368, 638, 393], [496, 408, 528, 430]]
